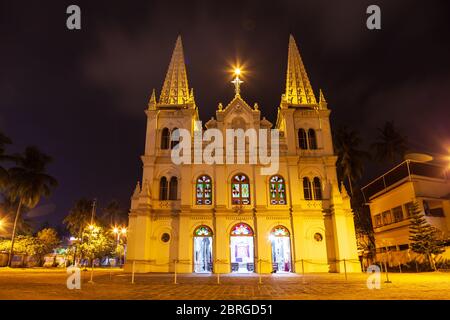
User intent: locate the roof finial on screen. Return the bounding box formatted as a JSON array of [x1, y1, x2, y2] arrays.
[[148, 89, 157, 109], [340, 181, 349, 199], [284, 35, 317, 105], [132, 181, 141, 198], [319, 89, 326, 102]]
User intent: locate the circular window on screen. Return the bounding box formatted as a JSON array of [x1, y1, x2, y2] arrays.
[[314, 233, 323, 242], [161, 233, 171, 243]]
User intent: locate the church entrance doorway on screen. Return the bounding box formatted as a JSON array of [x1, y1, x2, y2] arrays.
[[230, 223, 255, 273], [193, 226, 213, 273], [270, 225, 292, 273]]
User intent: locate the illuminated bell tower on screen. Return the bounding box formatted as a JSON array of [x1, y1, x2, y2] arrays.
[[126, 35, 199, 272], [275, 35, 360, 273]]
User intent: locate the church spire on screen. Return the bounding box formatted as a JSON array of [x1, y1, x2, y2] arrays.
[[148, 88, 157, 110], [283, 34, 317, 105], [159, 35, 190, 106], [319, 89, 328, 109]]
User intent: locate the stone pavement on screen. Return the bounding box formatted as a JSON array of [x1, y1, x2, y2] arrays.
[[0, 268, 450, 300]]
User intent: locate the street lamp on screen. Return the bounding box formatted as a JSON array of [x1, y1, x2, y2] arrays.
[[112, 226, 127, 266]]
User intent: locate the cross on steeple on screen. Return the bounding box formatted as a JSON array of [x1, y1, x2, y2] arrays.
[[231, 76, 243, 96]]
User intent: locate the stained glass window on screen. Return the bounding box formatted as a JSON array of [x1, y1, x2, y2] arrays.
[[271, 225, 290, 237], [230, 223, 253, 236], [303, 177, 312, 200], [194, 225, 213, 237], [196, 175, 212, 205], [231, 174, 250, 205], [269, 175, 286, 205]]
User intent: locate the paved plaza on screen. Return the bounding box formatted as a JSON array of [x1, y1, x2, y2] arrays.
[[0, 268, 450, 300]]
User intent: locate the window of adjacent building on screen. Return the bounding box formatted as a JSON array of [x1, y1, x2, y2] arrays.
[[398, 244, 409, 251], [231, 174, 250, 205], [382, 210, 392, 225], [159, 177, 168, 200], [303, 177, 313, 200], [269, 175, 286, 205], [169, 177, 178, 200], [308, 129, 318, 150], [424, 200, 445, 217], [374, 214, 382, 227], [404, 202, 414, 217], [196, 175, 212, 205], [298, 129, 308, 149], [392, 206, 404, 222], [161, 128, 170, 149], [313, 177, 322, 200]]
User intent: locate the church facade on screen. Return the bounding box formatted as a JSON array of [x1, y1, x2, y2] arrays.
[[124, 35, 360, 274]]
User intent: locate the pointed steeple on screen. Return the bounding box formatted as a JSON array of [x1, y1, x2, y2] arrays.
[[319, 89, 327, 109], [148, 89, 157, 110], [159, 36, 190, 106], [132, 181, 141, 198], [283, 35, 317, 105], [319, 89, 326, 103]]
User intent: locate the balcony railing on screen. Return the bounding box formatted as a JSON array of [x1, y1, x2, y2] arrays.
[[362, 160, 448, 201]]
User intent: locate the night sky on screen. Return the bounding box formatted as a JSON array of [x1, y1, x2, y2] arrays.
[[1, 0, 450, 229]]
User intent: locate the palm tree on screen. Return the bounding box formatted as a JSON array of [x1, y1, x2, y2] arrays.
[[63, 198, 94, 264], [0, 197, 34, 235], [333, 126, 371, 196], [372, 121, 408, 165], [0, 131, 13, 190], [63, 198, 94, 237], [100, 200, 127, 226], [7, 146, 57, 266]]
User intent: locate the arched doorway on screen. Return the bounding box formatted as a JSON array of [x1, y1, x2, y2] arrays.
[[270, 225, 292, 273], [230, 223, 255, 273], [193, 225, 213, 273]]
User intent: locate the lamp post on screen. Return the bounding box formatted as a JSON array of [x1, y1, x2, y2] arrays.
[[112, 226, 127, 266]]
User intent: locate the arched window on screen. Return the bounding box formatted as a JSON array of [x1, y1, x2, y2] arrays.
[[313, 177, 322, 200], [271, 225, 290, 237], [194, 225, 213, 236], [196, 175, 212, 205], [171, 128, 180, 149], [161, 128, 170, 150], [298, 129, 308, 149], [169, 176, 178, 200], [303, 177, 312, 200], [231, 174, 250, 205], [159, 177, 168, 200], [269, 175, 286, 205], [230, 223, 254, 236], [308, 129, 317, 150]]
